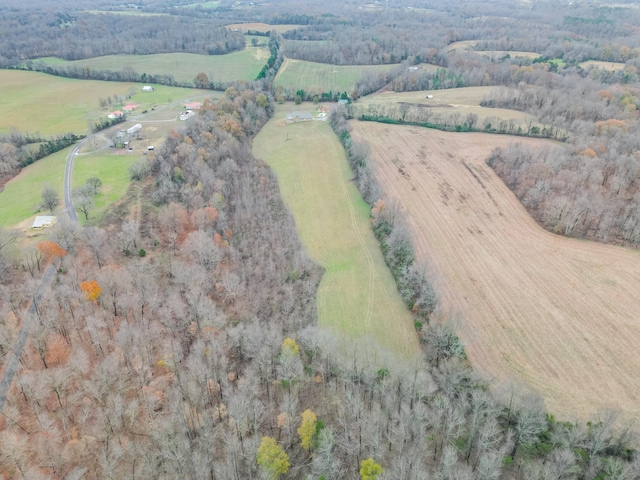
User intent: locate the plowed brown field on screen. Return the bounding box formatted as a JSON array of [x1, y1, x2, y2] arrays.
[[350, 121, 640, 420]]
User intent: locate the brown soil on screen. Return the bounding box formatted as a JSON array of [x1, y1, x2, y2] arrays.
[[350, 121, 640, 420]]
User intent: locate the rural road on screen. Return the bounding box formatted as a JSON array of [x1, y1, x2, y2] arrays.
[[0, 264, 56, 413], [64, 138, 86, 223]]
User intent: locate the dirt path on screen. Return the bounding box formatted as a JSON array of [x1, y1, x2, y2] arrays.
[[350, 122, 640, 420]]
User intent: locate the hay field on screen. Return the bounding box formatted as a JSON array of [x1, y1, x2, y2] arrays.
[[275, 58, 397, 94], [37, 48, 269, 84], [0, 71, 210, 136], [253, 105, 419, 357], [356, 87, 540, 129], [226, 23, 301, 33], [350, 121, 640, 420], [579, 60, 626, 71]]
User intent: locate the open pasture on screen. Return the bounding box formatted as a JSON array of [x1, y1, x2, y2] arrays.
[[0, 71, 211, 136], [477, 51, 540, 60], [0, 148, 67, 228], [446, 40, 478, 51], [579, 60, 626, 71], [356, 87, 539, 130], [253, 105, 419, 357], [350, 121, 640, 420], [37, 48, 268, 84], [226, 23, 302, 33], [275, 58, 397, 94], [72, 152, 136, 220]]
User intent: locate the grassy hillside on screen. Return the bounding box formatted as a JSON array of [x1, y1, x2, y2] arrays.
[[275, 58, 397, 94], [0, 70, 211, 136], [36, 48, 269, 85], [253, 104, 420, 357], [0, 148, 68, 227]]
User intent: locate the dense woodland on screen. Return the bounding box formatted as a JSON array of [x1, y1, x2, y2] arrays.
[[3, 0, 640, 478]]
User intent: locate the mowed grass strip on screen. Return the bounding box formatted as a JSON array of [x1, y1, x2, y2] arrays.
[[0, 70, 210, 136], [253, 105, 419, 357], [72, 152, 137, 221], [37, 48, 269, 85], [275, 58, 397, 94], [0, 148, 68, 228]]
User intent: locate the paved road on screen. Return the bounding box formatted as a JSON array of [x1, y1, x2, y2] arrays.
[[64, 139, 86, 223], [0, 264, 56, 412]]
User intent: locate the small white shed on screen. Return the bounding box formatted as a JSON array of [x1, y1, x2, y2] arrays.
[[142, 86, 154, 92]]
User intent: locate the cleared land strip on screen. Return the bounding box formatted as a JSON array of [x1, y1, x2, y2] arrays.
[[253, 106, 419, 358], [350, 122, 640, 420]]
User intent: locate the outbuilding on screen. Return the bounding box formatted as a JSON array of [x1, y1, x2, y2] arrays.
[[32, 216, 56, 229], [142, 86, 154, 92]]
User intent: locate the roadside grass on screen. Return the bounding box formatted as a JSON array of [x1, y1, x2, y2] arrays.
[[0, 148, 68, 228], [72, 152, 136, 222], [275, 58, 397, 94], [0, 70, 211, 136], [36, 48, 269, 85], [253, 104, 420, 357]]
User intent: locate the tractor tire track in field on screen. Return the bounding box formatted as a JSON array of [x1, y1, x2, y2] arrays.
[[351, 121, 640, 420]]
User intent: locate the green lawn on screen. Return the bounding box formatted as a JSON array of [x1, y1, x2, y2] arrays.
[[0, 70, 212, 136], [274, 58, 397, 94], [36, 48, 269, 85], [253, 104, 420, 357], [72, 152, 137, 222], [0, 148, 68, 228]]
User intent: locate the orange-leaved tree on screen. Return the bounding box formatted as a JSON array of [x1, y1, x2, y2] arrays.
[[36, 240, 67, 261], [80, 280, 102, 303]]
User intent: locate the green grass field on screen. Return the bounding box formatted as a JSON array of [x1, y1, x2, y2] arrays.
[[0, 70, 212, 136], [37, 48, 269, 85], [274, 58, 397, 94], [253, 104, 420, 357], [0, 148, 68, 228], [356, 86, 542, 131], [72, 152, 137, 221]]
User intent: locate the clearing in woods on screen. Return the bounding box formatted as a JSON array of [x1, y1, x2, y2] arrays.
[[349, 121, 640, 420], [253, 105, 419, 358], [579, 60, 627, 71], [275, 58, 397, 94], [356, 86, 542, 132], [225, 23, 302, 33], [36, 48, 269, 84]]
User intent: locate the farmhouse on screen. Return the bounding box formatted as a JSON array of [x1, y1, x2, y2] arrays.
[[142, 86, 154, 92], [285, 111, 313, 123], [32, 216, 56, 229], [123, 103, 138, 112], [107, 110, 124, 119], [184, 101, 203, 110]]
